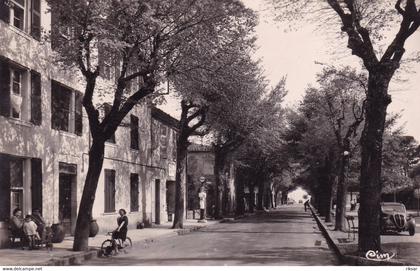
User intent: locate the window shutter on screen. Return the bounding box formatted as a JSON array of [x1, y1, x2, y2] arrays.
[[0, 0, 10, 23], [74, 92, 83, 136], [104, 169, 116, 213], [130, 173, 139, 212], [130, 115, 139, 150], [0, 154, 10, 221], [0, 59, 10, 117], [31, 158, 42, 212], [30, 71, 42, 125], [111, 170, 115, 212], [30, 0, 41, 40], [104, 103, 116, 143]]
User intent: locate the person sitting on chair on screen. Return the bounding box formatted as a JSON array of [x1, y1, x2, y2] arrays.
[[10, 208, 25, 240], [31, 209, 46, 241], [112, 209, 128, 249], [23, 215, 40, 250]]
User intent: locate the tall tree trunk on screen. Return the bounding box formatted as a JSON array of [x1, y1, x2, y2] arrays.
[[257, 178, 264, 210], [214, 148, 226, 219], [249, 184, 255, 213], [358, 72, 390, 253], [235, 170, 245, 216], [172, 141, 188, 229], [324, 178, 334, 223], [335, 141, 350, 231], [73, 140, 105, 251]]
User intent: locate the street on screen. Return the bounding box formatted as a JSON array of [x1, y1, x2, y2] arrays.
[[85, 206, 339, 266]]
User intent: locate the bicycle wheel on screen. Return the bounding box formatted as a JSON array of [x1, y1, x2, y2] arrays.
[[125, 237, 132, 248], [101, 239, 117, 257]]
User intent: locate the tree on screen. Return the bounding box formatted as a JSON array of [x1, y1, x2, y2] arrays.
[[270, 0, 420, 253], [233, 81, 288, 214], [166, 1, 258, 227], [48, 0, 252, 251], [307, 66, 366, 231]]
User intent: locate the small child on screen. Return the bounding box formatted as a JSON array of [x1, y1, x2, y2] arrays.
[[23, 215, 40, 249]]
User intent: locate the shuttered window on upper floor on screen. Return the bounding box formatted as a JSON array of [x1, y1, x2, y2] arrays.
[[0, 0, 41, 40]]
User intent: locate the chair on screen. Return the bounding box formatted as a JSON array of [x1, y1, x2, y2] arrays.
[[345, 215, 357, 241]]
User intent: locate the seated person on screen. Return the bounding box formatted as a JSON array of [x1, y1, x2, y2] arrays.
[[23, 215, 40, 249], [31, 209, 46, 241], [10, 208, 24, 238]]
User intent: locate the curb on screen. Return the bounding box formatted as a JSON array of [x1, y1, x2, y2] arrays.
[[308, 204, 411, 266]]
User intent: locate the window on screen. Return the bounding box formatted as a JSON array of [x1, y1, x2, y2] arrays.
[[51, 81, 83, 135], [103, 103, 116, 143], [104, 169, 116, 213], [30, 71, 41, 125], [151, 120, 159, 151], [74, 92, 83, 135], [51, 81, 71, 131], [30, 0, 40, 40], [172, 132, 177, 160], [130, 173, 139, 212], [160, 125, 168, 159], [10, 68, 23, 119], [10, 157, 23, 217], [12, 0, 25, 30], [130, 115, 139, 150], [0, 0, 41, 40], [0, 58, 42, 122]]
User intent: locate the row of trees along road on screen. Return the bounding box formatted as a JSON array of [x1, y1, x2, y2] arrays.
[[285, 69, 420, 255], [47, 0, 259, 251], [270, 0, 420, 253]]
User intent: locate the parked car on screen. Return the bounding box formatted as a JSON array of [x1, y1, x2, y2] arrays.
[[380, 202, 415, 236]]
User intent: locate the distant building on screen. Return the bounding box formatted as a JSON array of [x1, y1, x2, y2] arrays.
[[186, 144, 236, 218]]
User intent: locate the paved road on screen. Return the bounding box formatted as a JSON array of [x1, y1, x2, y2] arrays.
[[85, 206, 339, 265]]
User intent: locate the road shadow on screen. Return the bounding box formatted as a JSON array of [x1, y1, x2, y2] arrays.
[[89, 246, 340, 266]]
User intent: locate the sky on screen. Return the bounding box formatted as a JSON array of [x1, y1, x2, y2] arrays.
[[160, 0, 420, 141]]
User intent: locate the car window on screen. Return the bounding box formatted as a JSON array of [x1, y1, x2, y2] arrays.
[[381, 205, 406, 213]]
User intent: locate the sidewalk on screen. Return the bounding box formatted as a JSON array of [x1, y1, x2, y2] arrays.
[[310, 205, 419, 265], [0, 219, 218, 266]]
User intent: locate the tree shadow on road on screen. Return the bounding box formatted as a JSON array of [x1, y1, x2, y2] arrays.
[[88, 246, 340, 266]]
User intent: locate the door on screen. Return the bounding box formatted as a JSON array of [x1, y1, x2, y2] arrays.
[[155, 179, 160, 224], [59, 173, 73, 235], [58, 163, 77, 235]]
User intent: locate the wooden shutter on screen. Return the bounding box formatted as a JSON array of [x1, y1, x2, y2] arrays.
[[130, 115, 139, 150], [104, 103, 115, 143], [74, 92, 83, 136], [130, 173, 139, 212], [30, 0, 41, 40], [0, 154, 10, 221], [0, 0, 10, 23], [0, 59, 10, 117], [31, 158, 42, 212], [104, 169, 115, 213], [30, 71, 42, 125]]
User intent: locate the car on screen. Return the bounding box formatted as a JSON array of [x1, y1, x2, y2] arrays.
[[380, 202, 415, 236], [298, 200, 303, 204]]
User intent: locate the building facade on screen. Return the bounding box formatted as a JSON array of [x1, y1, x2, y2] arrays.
[[0, 0, 179, 247], [186, 144, 236, 218]]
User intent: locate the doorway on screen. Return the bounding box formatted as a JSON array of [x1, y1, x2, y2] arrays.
[[155, 179, 161, 224], [58, 163, 77, 235]]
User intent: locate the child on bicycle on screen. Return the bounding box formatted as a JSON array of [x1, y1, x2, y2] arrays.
[[112, 209, 128, 248]]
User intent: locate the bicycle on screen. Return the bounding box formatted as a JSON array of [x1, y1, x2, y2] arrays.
[[100, 231, 132, 257]]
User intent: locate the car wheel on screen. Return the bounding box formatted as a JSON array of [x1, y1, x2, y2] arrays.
[[409, 226, 415, 236]]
